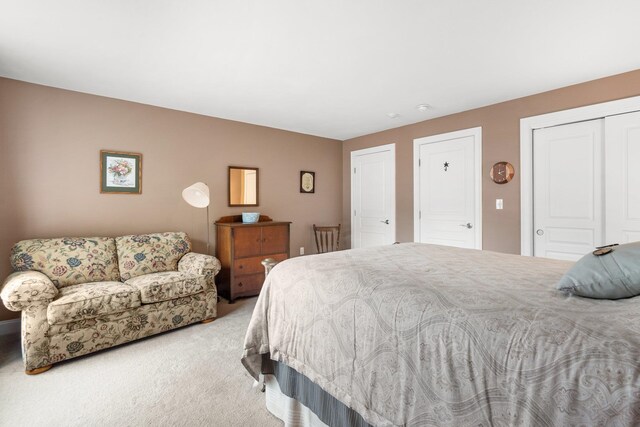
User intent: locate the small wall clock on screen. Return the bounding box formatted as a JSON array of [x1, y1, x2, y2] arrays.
[[490, 162, 515, 184], [300, 171, 315, 193]]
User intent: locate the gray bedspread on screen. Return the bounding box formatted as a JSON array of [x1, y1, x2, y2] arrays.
[[242, 243, 640, 426]]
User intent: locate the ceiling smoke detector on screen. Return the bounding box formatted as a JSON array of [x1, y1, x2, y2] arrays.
[[386, 112, 400, 119], [416, 104, 433, 112]]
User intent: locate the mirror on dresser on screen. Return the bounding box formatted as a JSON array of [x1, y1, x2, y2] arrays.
[[228, 166, 259, 207]]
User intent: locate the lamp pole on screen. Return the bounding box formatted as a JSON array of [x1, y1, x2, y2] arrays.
[[182, 181, 211, 255], [206, 204, 210, 254]]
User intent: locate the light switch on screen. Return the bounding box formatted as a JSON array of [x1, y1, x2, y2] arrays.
[[496, 199, 504, 210]]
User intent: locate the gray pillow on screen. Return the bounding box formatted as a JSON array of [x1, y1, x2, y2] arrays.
[[556, 241, 640, 299]]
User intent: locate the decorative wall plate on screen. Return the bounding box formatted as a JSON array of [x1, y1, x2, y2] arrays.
[[300, 171, 315, 193]]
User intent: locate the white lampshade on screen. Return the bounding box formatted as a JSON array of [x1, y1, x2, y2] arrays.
[[182, 182, 210, 208]]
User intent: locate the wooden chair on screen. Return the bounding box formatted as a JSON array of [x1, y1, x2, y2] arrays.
[[313, 224, 341, 253]]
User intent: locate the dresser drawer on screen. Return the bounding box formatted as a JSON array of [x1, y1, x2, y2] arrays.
[[232, 273, 264, 295], [233, 253, 288, 276]]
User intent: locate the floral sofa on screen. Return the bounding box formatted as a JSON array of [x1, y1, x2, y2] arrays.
[[0, 232, 221, 374]]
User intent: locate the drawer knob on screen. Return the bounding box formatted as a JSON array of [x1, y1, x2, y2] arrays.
[[238, 282, 243, 287], [239, 265, 243, 269]]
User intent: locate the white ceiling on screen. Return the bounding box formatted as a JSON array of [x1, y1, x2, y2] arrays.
[[1, 1, 640, 140]]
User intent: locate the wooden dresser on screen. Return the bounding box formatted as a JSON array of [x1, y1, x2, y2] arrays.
[[215, 216, 291, 303]]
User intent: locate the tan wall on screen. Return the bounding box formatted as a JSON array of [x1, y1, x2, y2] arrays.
[[342, 69, 640, 252], [0, 78, 342, 321]]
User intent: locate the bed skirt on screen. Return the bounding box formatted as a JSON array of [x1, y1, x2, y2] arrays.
[[265, 375, 328, 427], [265, 361, 372, 427]]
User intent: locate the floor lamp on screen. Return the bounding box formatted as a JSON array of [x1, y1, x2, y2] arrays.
[[182, 182, 211, 254]]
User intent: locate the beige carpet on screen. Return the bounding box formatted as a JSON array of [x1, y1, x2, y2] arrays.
[[0, 298, 281, 427]]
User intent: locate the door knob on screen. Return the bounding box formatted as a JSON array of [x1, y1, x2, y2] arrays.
[[536, 229, 544, 236], [459, 223, 473, 229], [380, 219, 390, 224]]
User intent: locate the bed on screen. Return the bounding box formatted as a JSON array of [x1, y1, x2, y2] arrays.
[[242, 243, 640, 426]]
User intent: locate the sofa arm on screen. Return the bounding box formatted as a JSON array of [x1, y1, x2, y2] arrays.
[[179, 253, 220, 320], [178, 253, 221, 287], [1, 271, 58, 311]]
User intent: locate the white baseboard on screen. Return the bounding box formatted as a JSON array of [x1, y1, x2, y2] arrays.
[[0, 318, 20, 336]]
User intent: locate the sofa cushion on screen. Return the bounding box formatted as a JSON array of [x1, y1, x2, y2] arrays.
[[47, 282, 141, 325], [10, 237, 120, 288], [125, 271, 205, 304], [116, 232, 192, 281]]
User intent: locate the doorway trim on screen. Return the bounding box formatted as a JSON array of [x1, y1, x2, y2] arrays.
[[350, 143, 396, 248], [520, 95, 640, 256], [413, 127, 483, 249]]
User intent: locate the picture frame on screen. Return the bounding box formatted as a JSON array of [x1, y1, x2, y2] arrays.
[[100, 150, 142, 194], [300, 171, 315, 193]]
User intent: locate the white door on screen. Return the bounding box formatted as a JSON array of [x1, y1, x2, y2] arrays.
[[351, 144, 395, 248], [533, 119, 603, 260], [414, 127, 482, 249], [605, 111, 640, 244]]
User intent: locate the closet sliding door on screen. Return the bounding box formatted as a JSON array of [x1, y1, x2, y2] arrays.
[[532, 111, 640, 260], [605, 111, 640, 244], [533, 120, 604, 260]]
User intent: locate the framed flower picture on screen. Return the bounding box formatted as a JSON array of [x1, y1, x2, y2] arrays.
[[100, 150, 142, 194]]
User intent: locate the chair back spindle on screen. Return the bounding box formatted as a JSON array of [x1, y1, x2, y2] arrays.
[[313, 224, 341, 253]]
